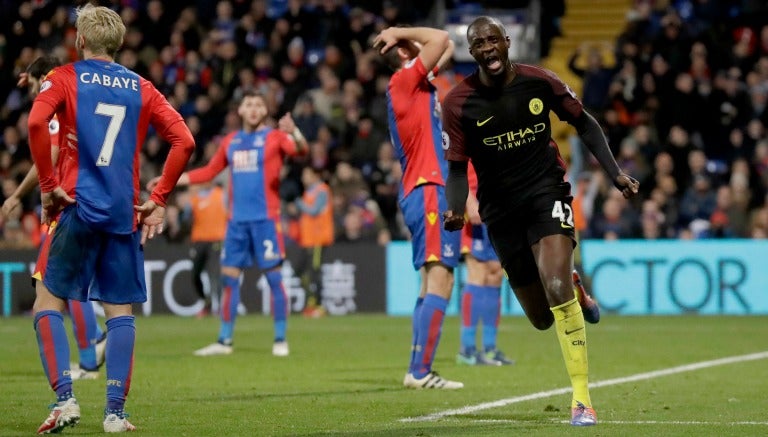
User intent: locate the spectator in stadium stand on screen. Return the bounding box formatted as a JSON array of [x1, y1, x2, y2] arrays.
[[567, 42, 617, 115], [368, 141, 405, 240], [710, 68, 754, 153], [2, 125, 31, 168], [148, 90, 308, 359], [280, 0, 317, 45], [293, 93, 325, 143], [278, 39, 312, 114], [336, 195, 389, 244], [678, 173, 717, 229], [588, 192, 638, 240], [348, 112, 386, 171], [708, 184, 741, 238], [749, 196, 768, 237], [330, 161, 367, 213], [138, 0, 173, 52], [639, 198, 665, 240], [653, 12, 692, 74], [660, 125, 694, 191], [307, 64, 345, 135], [615, 136, 651, 194]]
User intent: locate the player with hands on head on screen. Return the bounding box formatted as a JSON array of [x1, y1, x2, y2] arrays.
[[374, 25, 463, 389], [28, 4, 194, 433], [441, 16, 638, 425], [148, 91, 308, 358]]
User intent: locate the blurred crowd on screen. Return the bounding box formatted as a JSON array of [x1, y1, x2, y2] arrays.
[[569, 0, 768, 240], [1, 0, 768, 249]]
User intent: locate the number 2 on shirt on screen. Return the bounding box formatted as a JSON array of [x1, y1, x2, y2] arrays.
[[94, 102, 126, 167]]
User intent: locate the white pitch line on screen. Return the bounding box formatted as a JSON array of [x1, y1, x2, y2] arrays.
[[400, 351, 768, 423], [463, 419, 768, 426]]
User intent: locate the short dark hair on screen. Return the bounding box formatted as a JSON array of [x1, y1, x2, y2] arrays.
[[239, 89, 266, 104], [375, 24, 412, 72], [378, 43, 404, 72], [27, 56, 62, 80], [467, 16, 507, 41]]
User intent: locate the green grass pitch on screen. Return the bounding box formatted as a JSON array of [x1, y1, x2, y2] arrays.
[[2, 314, 767, 436]]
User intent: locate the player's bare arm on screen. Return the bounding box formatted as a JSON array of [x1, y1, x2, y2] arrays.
[[3, 139, 61, 217], [373, 26, 450, 72], [436, 39, 455, 72], [278, 111, 308, 153], [2, 166, 39, 218], [466, 192, 481, 225]]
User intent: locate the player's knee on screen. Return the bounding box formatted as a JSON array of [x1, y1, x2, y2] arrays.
[[425, 263, 454, 295], [434, 271, 454, 296], [541, 275, 570, 299], [485, 263, 504, 286], [221, 266, 241, 278]]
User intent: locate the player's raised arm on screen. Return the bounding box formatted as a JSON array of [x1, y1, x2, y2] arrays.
[[373, 26, 450, 73], [278, 111, 308, 155], [436, 39, 455, 72]]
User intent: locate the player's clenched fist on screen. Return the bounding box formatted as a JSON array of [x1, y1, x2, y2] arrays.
[[613, 173, 640, 199], [442, 210, 465, 231]]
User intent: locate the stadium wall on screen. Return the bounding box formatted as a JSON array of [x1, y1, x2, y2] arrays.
[[3, 240, 767, 316], [0, 243, 385, 317], [386, 240, 768, 316]]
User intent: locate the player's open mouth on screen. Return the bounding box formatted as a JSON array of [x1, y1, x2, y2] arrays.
[[485, 55, 502, 72]]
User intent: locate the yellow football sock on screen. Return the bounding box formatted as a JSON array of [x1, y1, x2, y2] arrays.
[[551, 297, 592, 409]]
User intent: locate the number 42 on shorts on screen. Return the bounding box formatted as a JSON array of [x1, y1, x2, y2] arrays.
[[552, 200, 574, 229]]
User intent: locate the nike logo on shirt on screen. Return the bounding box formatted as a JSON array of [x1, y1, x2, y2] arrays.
[[476, 116, 494, 126]]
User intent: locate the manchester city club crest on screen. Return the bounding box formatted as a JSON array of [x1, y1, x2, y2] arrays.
[[529, 98, 543, 115]]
